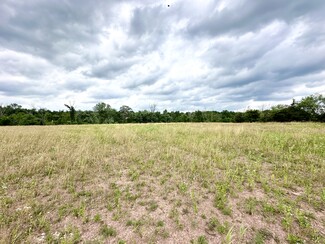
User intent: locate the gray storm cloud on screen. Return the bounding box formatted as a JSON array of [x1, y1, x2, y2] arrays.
[[0, 0, 325, 111]]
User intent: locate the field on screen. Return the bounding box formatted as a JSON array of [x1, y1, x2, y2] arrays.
[[0, 123, 325, 243]]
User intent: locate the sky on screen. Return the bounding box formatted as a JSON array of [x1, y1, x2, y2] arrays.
[[1, 0, 325, 112]]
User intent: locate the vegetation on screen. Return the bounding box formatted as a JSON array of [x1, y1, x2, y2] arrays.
[[0, 123, 324, 243], [0, 94, 324, 126]]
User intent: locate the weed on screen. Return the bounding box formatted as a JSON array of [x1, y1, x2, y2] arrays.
[[76, 190, 92, 198], [253, 228, 273, 244], [280, 204, 294, 230], [191, 190, 199, 214], [295, 209, 311, 228], [191, 235, 209, 244], [1, 196, 13, 208], [244, 197, 259, 215], [107, 188, 122, 211], [157, 220, 164, 227], [214, 182, 232, 215], [178, 182, 188, 194], [72, 203, 86, 218], [287, 233, 304, 243], [217, 222, 230, 235], [206, 217, 217, 231], [182, 208, 190, 215], [224, 226, 234, 244], [126, 219, 144, 231], [147, 201, 159, 212], [60, 225, 81, 243], [207, 217, 229, 235], [321, 188, 325, 202], [58, 205, 71, 220], [262, 202, 278, 217], [100, 224, 117, 238], [169, 207, 179, 219], [239, 225, 247, 240], [154, 227, 170, 239], [129, 169, 140, 181], [93, 213, 101, 222]]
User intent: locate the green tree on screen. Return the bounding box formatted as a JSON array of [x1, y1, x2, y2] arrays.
[[244, 110, 260, 122], [64, 104, 76, 123], [119, 105, 133, 123], [297, 94, 325, 121], [93, 102, 113, 123], [37, 108, 47, 125], [77, 111, 98, 124], [234, 112, 245, 122], [0, 116, 11, 125], [0, 105, 3, 117], [193, 110, 204, 122], [162, 109, 172, 123], [221, 110, 235, 122]]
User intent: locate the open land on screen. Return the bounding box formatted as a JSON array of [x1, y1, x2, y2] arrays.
[[0, 123, 324, 243]]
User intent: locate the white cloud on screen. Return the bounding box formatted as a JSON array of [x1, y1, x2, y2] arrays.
[[0, 0, 325, 111]]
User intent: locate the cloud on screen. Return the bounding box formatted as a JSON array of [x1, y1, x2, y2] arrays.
[[0, 49, 54, 79], [0, 77, 58, 97], [187, 0, 325, 37], [0, 0, 325, 111], [86, 58, 138, 79]]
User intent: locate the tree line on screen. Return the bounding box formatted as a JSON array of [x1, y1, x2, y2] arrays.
[[0, 94, 324, 126]]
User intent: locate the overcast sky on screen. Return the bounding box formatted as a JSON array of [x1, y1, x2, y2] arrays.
[[1, 0, 325, 111]]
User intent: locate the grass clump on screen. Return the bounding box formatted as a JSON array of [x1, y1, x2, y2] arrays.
[[93, 213, 102, 223], [244, 197, 259, 215], [214, 182, 232, 215], [147, 201, 159, 212], [253, 228, 273, 244], [99, 224, 117, 238], [207, 217, 230, 235], [191, 235, 209, 244]]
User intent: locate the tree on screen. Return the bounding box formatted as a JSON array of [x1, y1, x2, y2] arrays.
[[221, 110, 235, 122], [234, 112, 245, 122], [0, 116, 11, 125], [37, 108, 47, 125], [162, 109, 172, 123], [297, 94, 325, 121], [119, 105, 133, 123], [77, 110, 98, 124], [259, 110, 274, 122], [64, 104, 76, 123], [93, 102, 112, 123], [193, 110, 204, 122], [244, 110, 260, 122], [3, 103, 23, 116]]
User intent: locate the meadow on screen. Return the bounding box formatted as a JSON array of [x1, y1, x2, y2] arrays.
[[0, 123, 324, 243]]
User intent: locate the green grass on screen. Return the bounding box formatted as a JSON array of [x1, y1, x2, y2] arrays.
[[100, 224, 117, 238], [0, 123, 324, 243]]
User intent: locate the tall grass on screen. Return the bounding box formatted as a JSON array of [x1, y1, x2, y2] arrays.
[[0, 123, 324, 243]]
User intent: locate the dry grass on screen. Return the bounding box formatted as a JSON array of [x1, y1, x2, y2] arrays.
[[0, 123, 324, 243]]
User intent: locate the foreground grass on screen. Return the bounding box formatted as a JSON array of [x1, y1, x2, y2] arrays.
[[0, 123, 324, 243]]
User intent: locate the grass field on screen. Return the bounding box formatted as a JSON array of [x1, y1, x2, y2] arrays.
[[0, 123, 325, 243]]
